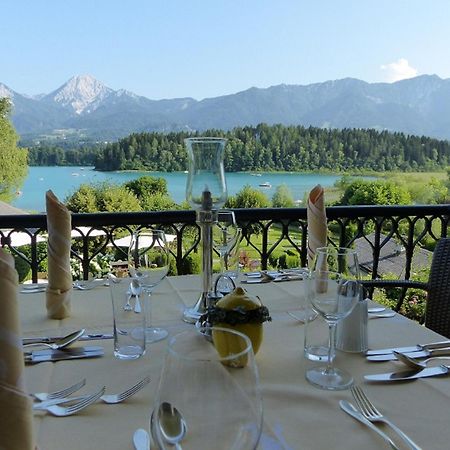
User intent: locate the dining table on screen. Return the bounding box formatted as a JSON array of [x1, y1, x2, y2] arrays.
[[20, 275, 450, 450]]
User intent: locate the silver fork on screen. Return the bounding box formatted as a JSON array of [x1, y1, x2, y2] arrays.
[[33, 386, 106, 416], [100, 375, 151, 404], [33, 378, 86, 400], [35, 375, 151, 406], [351, 385, 423, 450]]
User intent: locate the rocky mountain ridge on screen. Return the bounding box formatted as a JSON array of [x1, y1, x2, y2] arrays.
[[1, 74, 450, 141]]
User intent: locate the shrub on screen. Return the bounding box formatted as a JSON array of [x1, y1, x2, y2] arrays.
[[180, 253, 201, 275], [277, 253, 300, 269], [268, 250, 284, 268], [370, 269, 428, 323], [13, 253, 31, 282]]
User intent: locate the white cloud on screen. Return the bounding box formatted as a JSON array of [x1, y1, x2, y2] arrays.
[[380, 58, 418, 82]]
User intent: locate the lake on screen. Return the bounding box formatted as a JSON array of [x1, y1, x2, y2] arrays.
[[13, 166, 349, 212]]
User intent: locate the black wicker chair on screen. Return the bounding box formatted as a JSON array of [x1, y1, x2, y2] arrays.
[[362, 238, 450, 338]]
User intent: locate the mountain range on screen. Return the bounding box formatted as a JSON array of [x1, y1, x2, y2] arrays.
[[1, 74, 450, 142]]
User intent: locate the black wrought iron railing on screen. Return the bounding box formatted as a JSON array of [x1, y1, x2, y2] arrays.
[[1, 205, 449, 286]]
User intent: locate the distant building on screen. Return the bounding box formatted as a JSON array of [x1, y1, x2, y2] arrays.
[[354, 233, 432, 278], [0, 200, 28, 215]]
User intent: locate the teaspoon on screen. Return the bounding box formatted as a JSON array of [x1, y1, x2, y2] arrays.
[[393, 351, 450, 370], [130, 279, 142, 313], [157, 402, 187, 449], [23, 329, 85, 351], [133, 428, 150, 450]]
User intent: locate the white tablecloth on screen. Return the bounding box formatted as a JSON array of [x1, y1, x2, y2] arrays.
[[20, 276, 450, 449]]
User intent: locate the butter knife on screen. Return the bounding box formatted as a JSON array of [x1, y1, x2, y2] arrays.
[[366, 340, 450, 356], [242, 274, 303, 284], [367, 347, 450, 362], [364, 365, 450, 382], [339, 401, 399, 449], [25, 346, 104, 364]]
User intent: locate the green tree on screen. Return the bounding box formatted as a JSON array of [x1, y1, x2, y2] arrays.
[[272, 183, 295, 207], [125, 176, 168, 197], [338, 180, 411, 206], [140, 192, 178, 211], [225, 185, 271, 208], [407, 177, 448, 204], [66, 182, 142, 212], [26, 124, 450, 174], [97, 184, 142, 212], [0, 99, 28, 201], [66, 184, 98, 212]]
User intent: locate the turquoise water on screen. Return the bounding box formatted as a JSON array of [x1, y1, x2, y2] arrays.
[[13, 166, 349, 212]]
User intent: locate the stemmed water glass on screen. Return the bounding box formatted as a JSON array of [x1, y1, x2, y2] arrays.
[[212, 210, 241, 293], [128, 228, 171, 343], [305, 246, 361, 390], [151, 327, 263, 449]]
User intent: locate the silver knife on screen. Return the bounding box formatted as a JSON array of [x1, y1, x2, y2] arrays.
[[339, 400, 400, 449], [365, 365, 450, 382], [23, 333, 113, 345], [365, 340, 450, 356], [367, 347, 450, 362], [25, 346, 104, 364], [24, 345, 103, 356]]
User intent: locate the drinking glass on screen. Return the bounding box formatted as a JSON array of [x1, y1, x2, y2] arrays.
[[151, 327, 263, 450], [108, 274, 146, 360], [215, 227, 242, 294], [128, 228, 171, 343], [213, 210, 242, 294], [305, 246, 361, 390]]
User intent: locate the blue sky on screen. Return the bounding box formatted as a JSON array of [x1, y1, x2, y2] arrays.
[[2, 0, 450, 100]]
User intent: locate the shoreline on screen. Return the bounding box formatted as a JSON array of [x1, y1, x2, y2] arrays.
[[27, 164, 448, 178]]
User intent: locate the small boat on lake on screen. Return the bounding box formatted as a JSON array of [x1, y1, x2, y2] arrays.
[[259, 182, 271, 188]]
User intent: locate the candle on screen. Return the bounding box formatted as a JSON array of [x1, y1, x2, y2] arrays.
[[201, 186, 213, 211]]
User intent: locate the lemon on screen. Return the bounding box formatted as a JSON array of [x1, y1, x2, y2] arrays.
[[212, 287, 265, 359]]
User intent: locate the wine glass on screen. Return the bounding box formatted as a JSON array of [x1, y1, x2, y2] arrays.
[[128, 228, 171, 343], [151, 327, 263, 450], [213, 210, 241, 293], [305, 246, 361, 390]]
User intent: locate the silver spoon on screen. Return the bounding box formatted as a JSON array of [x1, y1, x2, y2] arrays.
[[23, 329, 85, 351], [157, 402, 187, 450], [130, 279, 142, 314], [368, 307, 386, 313], [393, 351, 450, 370], [133, 428, 150, 450]]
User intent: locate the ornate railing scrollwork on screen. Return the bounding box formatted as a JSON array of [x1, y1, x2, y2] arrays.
[[0, 206, 448, 294]]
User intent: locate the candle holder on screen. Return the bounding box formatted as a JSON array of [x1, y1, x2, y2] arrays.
[[183, 137, 228, 324]]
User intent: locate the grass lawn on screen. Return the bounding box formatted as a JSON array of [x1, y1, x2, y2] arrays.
[[323, 170, 448, 205]]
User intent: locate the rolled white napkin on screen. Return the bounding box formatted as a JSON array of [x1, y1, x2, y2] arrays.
[[46, 190, 72, 319], [307, 184, 328, 266], [0, 249, 35, 450]]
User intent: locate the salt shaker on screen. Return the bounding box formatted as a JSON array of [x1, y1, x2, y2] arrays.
[[336, 296, 368, 353]]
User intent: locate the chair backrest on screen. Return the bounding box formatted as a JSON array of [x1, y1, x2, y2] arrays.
[[425, 238, 450, 338]]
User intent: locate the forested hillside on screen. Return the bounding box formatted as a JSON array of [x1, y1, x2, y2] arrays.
[[29, 123, 450, 172]]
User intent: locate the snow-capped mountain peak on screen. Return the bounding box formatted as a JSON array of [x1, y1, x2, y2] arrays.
[[47, 74, 113, 114], [0, 83, 14, 99]]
